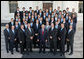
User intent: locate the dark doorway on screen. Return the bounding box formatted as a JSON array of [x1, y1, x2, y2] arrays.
[[43, 3, 53, 10]]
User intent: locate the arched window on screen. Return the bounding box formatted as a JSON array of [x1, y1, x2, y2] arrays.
[[9, 1, 18, 13], [78, 1, 83, 13]]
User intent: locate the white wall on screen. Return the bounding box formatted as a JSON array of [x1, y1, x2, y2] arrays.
[[18, 1, 34, 11], [53, 1, 63, 10], [62, 1, 78, 13]]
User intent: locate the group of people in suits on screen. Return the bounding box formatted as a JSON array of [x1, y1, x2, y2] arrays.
[[4, 6, 77, 56]]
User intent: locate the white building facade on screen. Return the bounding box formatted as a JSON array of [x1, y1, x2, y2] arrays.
[[1, 1, 83, 23]]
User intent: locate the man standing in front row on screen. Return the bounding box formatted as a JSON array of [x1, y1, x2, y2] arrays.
[[25, 23, 34, 55], [65, 25, 74, 55], [18, 25, 26, 54], [37, 24, 47, 54], [58, 23, 66, 56], [49, 23, 58, 55], [4, 24, 11, 53]]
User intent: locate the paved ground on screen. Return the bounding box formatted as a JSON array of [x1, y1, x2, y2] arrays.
[[1, 21, 83, 58]]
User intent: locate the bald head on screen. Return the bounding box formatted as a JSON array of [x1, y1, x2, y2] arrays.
[[5, 24, 9, 29]]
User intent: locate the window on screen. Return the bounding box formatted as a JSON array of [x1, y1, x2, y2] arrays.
[[9, 1, 18, 13], [78, 1, 83, 13]]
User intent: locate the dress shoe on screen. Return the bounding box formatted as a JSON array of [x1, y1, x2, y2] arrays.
[[11, 52, 14, 54], [69, 52, 73, 55], [7, 51, 9, 53], [16, 50, 19, 52], [65, 50, 69, 53]]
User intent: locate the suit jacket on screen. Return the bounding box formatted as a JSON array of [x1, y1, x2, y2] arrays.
[[38, 29, 47, 42], [58, 28, 66, 41], [9, 22, 15, 29], [18, 29, 26, 44], [39, 12, 43, 17], [49, 28, 57, 41], [21, 11, 26, 20], [49, 10, 53, 15], [15, 25, 20, 39], [33, 23, 40, 34], [73, 17, 77, 24], [35, 10, 39, 15], [67, 29, 74, 44], [4, 29, 11, 42], [14, 11, 21, 18], [25, 28, 34, 41], [10, 30, 16, 42]]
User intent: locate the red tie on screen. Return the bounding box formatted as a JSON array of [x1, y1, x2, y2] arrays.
[[42, 30, 44, 35]]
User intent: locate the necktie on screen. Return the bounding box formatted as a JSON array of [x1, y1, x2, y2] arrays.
[[61, 18, 63, 22], [12, 30, 15, 34], [52, 28, 53, 31], [36, 24, 38, 29], [16, 25, 18, 29], [31, 23, 33, 27], [11, 22, 13, 25], [29, 28, 31, 32], [68, 29, 71, 34], [55, 18, 57, 21], [55, 25, 58, 29], [61, 28, 63, 31], [42, 29, 44, 35], [22, 29, 25, 32], [25, 25, 27, 28], [7, 29, 9, 33]]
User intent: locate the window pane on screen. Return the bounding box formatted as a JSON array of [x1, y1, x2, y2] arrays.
[[9, 1, 18, 13], [78, 1, 83, 13]]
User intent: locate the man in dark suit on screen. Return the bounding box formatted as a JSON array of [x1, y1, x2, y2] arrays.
[[4, 24, 11, 53], [18, 25, 26, 54], [65, 25, 74, 55], [39, 9, 43, 17], [29, 7, 32, 15], [58, 23, 66, 56], [43, 12, 46, 24], [14, 7, 21, 19], [49, 23, 58, 55], [10, 26, 16, 54], [37, 24, 47, 53], [21, 7, 26, 21], [45, 22, 51, 48], [56, 6, 60, 14], [33, 20, 40, 48], [14, 22, 20, 52], [9, 18, 15, 29], [49, 7, 53, 15], [72, 14, 77, 33], [35, 6, 39, 15], [55, 21, 61, 49], [25, 23, 34, 55]]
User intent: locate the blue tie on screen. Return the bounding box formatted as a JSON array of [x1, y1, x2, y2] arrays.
[[61, 28, 63, 31], [12, 30, 15, 34], [55, 25, 58, 29], [36, 24, 38, 29]]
